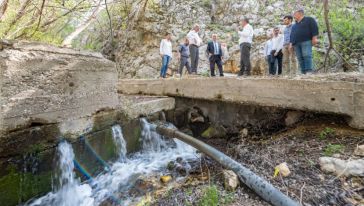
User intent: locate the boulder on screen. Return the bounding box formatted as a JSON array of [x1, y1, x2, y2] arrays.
[[222, 169, 240, 191], [319, 157, 364, 177]]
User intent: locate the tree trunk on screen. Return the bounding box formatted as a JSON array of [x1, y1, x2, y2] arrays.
[[323, 0, 334, 72], [0, 0, 9, 20], [61, 0, 103, 47]]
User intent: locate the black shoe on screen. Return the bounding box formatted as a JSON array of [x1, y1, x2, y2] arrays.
[[220, 74, 224, 77]]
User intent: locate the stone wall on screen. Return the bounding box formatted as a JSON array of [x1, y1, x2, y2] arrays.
[[113, 0, 304, 78]]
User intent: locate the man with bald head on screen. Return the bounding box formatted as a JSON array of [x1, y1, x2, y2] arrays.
[[206, 34, 224, 77], [290, 9, 319, 74], [187, 24, 202, 74], [237, 17, 254, 76]]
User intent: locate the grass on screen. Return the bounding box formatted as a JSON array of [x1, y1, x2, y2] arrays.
[[197, 184, 235, 206], [323, 144, 344, 156], [198, 185, 219, 206], [319, 127, 335, 140]]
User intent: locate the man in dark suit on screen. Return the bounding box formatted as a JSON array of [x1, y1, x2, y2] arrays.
[[206, 34, 224, 77]]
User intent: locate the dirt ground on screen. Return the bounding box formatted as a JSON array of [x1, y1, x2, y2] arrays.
[[152, 117, 364, 206]]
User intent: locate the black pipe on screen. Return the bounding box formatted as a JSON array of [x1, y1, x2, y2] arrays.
[[155, 125, 299, 206]]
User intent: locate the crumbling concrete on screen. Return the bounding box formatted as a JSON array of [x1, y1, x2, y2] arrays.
[[0, 41, 175, 158], [118, 74, 364, 129], [0, 41, 118, 136]]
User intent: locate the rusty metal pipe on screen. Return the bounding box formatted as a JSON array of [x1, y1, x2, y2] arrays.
[[155, 125, 299, 206]]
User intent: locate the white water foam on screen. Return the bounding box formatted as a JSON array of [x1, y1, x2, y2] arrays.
[[28, 141, 94, 206], [28, 119, 198, 206], [111, 124, 127, 161]]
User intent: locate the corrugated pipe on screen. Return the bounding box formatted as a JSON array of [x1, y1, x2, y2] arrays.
[[154, 125, 299, 206]]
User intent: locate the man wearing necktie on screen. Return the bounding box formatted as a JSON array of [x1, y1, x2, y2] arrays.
[[206, 34, 224, 77]]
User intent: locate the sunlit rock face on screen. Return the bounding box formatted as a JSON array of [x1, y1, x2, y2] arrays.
[[112, 0, 306, 78]]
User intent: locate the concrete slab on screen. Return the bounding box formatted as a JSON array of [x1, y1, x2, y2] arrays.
[[118, 73, 364, 129], [119, 95, 175, 119]]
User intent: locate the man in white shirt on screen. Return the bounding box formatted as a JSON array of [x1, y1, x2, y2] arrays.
[[264, 32, 277, 75], [159, 33, 173, 78], [187, 24, 202, 74], [270, 27, 284, 75], [237, 18, 254, 76]]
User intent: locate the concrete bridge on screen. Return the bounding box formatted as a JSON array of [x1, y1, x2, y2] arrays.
[[118, 74, 364, 129]]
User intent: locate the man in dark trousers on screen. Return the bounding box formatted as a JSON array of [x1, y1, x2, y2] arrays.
[[290, 9, 319, 74], [206, 34, 224, 77]]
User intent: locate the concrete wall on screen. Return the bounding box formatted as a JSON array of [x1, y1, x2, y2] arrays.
[[118, 74, 364, 129], [0, 41, 119, 136], [0, 41, 176, 206]]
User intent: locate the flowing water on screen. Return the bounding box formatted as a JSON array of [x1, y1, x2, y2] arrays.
[[111, 124, 127, 161], [27, 119, 198, 206]]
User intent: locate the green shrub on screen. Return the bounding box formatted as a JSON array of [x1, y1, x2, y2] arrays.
[[198, 185, 219, 206], [319, 127, 335, 139], [323, 144, 344, 156]]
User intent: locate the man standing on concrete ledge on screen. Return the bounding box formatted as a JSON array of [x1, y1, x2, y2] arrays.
[[187, 24, 202, 75], [237, 18, 254, 76], [159, 33, 173, 78], [207, 34, 224, 77], [178, 38, 192, 77], [283, 15, 298, 76], [290, 9, 319, 74]]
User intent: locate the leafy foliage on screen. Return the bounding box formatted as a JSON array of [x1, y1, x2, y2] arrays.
[[323, 144, 344, 156], [313, 0, 364, 71], [198, 185, 219, 206], [319, 127, 335, 140]]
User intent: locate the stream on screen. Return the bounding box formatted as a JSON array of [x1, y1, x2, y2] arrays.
[[26, 118, 198, 206]]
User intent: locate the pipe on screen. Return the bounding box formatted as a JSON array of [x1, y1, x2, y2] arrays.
[[155, 125, 299, 206]]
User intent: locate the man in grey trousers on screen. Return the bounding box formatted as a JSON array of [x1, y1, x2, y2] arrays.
[[237, 18, 254, 76], [187, 24, 202, 74], [178, 38, 192, 76]]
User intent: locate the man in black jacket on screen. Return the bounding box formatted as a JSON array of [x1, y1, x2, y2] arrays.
[[206, 34, 224, 77]]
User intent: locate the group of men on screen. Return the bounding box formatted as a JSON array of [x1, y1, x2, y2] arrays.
[[159, 9, 319, 78], [265, 10, 319, 76]]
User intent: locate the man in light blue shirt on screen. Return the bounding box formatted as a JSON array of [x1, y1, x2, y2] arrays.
[[283, 15, 298, 76]]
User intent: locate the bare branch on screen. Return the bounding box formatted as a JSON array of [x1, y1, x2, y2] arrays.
[[0, 0, 9, 21], [3, 0, 32, 36]]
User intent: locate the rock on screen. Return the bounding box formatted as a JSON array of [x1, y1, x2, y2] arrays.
[[222, 170, 240, 191], [201, 124, 227, 138], [239, 128, 249, 138], [285, 111, 304, 126], [167, 161, 175, 170], [332, 153, 342, 158], [319, 157, 364, 177], [274, 162, 291, 177], [354, 145, 364, 157], [160, 175, 172, 184], [191, 116, 205, 123]]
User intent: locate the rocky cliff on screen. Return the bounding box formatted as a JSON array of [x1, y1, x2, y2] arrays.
[[113, 0, 307, 79]]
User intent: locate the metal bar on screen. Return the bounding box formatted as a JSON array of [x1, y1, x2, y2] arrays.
[[155, 125, 299, 206]]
